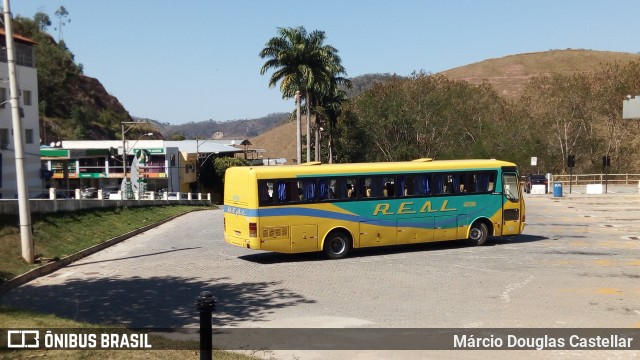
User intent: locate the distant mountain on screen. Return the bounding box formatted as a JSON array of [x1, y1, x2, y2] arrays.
[[158, 113, 290, 140]]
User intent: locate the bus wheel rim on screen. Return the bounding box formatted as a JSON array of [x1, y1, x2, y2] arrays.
[[330, 238, 345, 254], [470, 227, 482, 240]]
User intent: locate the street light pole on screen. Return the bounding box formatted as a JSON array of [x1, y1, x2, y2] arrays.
[[4, 0, 34, 263]]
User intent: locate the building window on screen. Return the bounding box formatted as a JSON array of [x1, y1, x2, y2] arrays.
[[0, 128, 9, 146], [25, 129, 34, 144], [23, 90, 32, 106], [0, 40, 35, 67], [0, 88, 6, 108]]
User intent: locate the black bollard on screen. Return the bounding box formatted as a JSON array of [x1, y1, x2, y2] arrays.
[[196, 291, 215, 360]]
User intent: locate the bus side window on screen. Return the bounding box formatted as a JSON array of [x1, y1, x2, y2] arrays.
[[433, 174, 446, 194], [329, 179, 338, 199], [276, 182, 288, 202], [301, 180, 316, 202], [399, 176, 414, 196], [259, 180, 274, 205], [414, 174, 431, 195], [345, 178, 357, 199], [362, 177, 373, 197], [319, 179, 329, 200], [347, 184, 355, 198]]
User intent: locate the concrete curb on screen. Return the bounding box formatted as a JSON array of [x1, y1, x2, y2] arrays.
[[0, 211, 194, 297]]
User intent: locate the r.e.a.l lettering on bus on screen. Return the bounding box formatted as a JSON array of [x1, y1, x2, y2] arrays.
[[372, 199, 459, 216]]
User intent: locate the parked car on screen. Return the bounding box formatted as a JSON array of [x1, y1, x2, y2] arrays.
[[524, 174, 548, 193], [101, 186, 121, 199], [80, 187, 98, 199], [31, 191, 69, 199]]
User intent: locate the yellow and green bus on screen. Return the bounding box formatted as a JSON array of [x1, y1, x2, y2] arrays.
[[224, 159, 525, 259]]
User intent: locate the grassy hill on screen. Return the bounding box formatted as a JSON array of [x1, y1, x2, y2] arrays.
[[252, 49, 640, 161], [441, 49, 640, 98], [249, 117, 299, 163]]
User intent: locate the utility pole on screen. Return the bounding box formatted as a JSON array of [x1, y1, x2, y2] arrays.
[[4, 0, 34, 264]]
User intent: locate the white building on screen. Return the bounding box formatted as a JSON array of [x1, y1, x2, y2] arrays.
[[0, 29, 40, 199]]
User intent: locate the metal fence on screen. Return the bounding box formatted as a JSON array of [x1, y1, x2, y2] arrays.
[[550, 173, 640, 185]]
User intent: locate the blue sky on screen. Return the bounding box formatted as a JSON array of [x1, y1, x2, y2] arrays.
[[9, 1, 640, 125]]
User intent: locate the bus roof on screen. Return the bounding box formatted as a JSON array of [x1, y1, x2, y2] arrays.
[[232, 159, 518, 178]]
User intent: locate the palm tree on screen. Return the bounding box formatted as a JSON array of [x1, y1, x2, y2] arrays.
[[310, 63, 351, 162], [315, 85, 349, 163], [260, 26, 349, 163]]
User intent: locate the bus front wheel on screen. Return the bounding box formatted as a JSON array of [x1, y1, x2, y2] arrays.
[[323, 231, 351, 259], [467, 222, 489, 246]]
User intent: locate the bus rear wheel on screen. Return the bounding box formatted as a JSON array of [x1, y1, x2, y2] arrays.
[[467, 222, 489, 246], [323, 231, 351, 259]]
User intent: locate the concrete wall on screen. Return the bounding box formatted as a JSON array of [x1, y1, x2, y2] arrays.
[[0, 198, 212, 215]]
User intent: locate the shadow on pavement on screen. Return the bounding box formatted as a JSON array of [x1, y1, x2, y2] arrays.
[[65, 247, 203, 267], [240, 234, 549, 264], [1, 275, 315, 328]]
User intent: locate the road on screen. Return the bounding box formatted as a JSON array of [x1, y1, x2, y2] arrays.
[[2, 186, 640, 359]]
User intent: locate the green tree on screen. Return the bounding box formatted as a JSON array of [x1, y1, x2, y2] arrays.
[[33, 12, 51, 31], [13, 14, 82, 118], [54, 6, 69, 41], [314, 85, 349, 163], [170, 132, 186, 141], [334, 74, 510, 163], [212, 157, 251, 193], [589, 61, 640, 173], [521, 73, 602, 173]]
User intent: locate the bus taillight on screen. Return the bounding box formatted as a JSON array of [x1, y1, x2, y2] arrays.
[[249, 222, 257, 237]]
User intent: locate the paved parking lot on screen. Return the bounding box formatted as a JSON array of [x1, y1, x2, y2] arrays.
[[2, 186, 640, 359]]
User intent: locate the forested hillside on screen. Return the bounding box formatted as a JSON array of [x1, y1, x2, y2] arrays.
[[333, 54, 640, 174], [159, 112, 289, 140]]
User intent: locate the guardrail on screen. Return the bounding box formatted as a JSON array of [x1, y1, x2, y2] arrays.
[[550, 173, 640, 185], [29, 188, 212, 201], [0, 188, 213, 215]]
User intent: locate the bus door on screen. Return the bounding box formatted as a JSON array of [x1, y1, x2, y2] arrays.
[[501, 171, 524, 235]]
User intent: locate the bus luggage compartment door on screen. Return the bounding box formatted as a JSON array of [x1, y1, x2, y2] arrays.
[[291, 225, 318, 253], [434, 215, 458, 241], [397, 217, 435, 244], [359, 219, 397, 248]]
